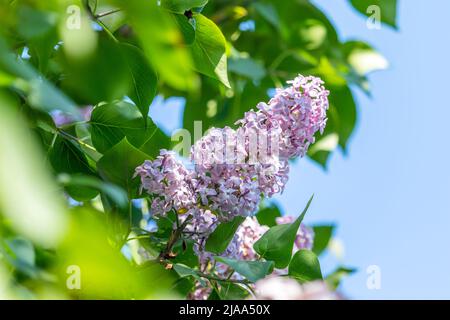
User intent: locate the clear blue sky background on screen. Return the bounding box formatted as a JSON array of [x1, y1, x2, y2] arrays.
[[150, 1, 450, 299]]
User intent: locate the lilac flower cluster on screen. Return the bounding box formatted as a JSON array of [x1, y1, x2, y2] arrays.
[[135, 150, 197, 216], [136, 75, 328, 221]]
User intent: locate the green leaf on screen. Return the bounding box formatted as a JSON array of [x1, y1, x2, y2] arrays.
[[17, 6, 58, 74], [275, 0, 339, 47], [253, 2, 280, 30], [173, 14, 195, 45], [89, 101, 170, 158], [326, 266, 356, 290], [17, 6, 57, 40], [214, 257, 274, 282], [173, 263, 198, 278], [27, 79, 80, 116], [119, 0, 197, 91], [57, 174, 128, 209], [208, 288, 221, 300], [256, 203, 282, 227], [0, 36, 79, 117], [59, 37, 130, 104], [172, 277, 195, 297], [228, 57, 266, 81], [49, 135, 95, 177], [121, 43, 158, 121], [205, 216, 245, 254], [330, 85, 357, 152], [312, 224, 335, 256], [0, 92, 69, 247], [162, 0, 209, 13], [48, 135, 98, 201], [172, 240, 199, 268], [342, 41, 388, 76], [3, 237, 36, 276], [307, 133, 339, 169], [288, 250, 323, 283], [97, 138, 149, 197], [155, 212, 177, 239], [348, 0, 398, 29], [190, 14, 230, 87], [254, 195, 313, 268], [216, 281, 250, 300], [27, 29, 58, 74], [60, 207, 174, 299], [95, 4, 126, 33], [172, 263, 208, 287]]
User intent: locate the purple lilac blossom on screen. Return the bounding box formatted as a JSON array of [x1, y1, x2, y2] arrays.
[[134, 150, 197, 216], [136, 75, 329, 221]]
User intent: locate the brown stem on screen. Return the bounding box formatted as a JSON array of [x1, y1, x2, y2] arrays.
[[159, 214, 193, 260]]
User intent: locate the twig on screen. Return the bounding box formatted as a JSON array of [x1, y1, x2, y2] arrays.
[[83, 0, 119, 42], [159, 215, 193, 260], [196, 271, 251, 284], [57, 129, 97, 152], [95, 8, 122, 19]]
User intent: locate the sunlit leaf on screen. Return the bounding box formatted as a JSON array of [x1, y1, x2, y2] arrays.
[[288, 250, 323, 283], [190, 14, 230, 87], [343, 41, 388, 75]]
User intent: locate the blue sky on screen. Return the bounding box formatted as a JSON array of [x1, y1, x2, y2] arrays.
[[150, 1, 450, 299]]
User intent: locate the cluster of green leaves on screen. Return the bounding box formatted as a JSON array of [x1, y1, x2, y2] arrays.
[[0, 0, 395, 299]]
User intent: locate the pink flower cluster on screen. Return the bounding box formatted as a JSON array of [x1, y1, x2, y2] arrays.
[[136, 75, 329, 222], [135, 150, 197, 216]]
